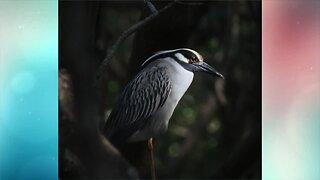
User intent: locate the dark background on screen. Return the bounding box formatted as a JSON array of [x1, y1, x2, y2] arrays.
[[59, 0, 261, 179]]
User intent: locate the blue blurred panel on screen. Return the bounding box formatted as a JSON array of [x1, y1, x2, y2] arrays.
[[0, 0, 58, 179]]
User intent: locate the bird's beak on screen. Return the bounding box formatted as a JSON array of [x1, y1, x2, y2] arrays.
[[193, 61, 224, 79]]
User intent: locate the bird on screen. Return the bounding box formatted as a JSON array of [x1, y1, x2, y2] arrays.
[[104, 48, 224, 147]]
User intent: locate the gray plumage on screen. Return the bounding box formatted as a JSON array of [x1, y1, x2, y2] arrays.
[[105, 61, 171, 146], [104, 48, 223, 147]]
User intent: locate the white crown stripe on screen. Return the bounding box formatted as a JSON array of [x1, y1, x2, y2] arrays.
[[141, 49, 177, 66], [179, 48, 203, 61], [141, 48, 202, 66]]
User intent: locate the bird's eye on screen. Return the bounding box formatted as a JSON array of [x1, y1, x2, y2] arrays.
[[189, 57, 197, 63]]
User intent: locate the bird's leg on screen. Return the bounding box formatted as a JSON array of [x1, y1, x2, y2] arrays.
[[148, 137, 156, 180]]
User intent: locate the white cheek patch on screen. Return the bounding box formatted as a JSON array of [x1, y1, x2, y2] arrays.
[[174, 53, 189, 63]]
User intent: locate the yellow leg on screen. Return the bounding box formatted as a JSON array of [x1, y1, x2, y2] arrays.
[[148, 137, 156, 180]]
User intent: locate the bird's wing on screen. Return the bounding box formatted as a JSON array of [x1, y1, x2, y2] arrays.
[[104, 65, 171, 146]]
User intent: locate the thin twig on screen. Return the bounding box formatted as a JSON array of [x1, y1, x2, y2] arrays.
[[95, 0, 178, 81], [145, 0, 158, 13]]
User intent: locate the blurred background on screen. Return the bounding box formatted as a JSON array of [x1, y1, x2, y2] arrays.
[[59, 0, 261, 179]]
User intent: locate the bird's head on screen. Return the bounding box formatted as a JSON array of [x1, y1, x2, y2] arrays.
[[142, 48, 224, 79]]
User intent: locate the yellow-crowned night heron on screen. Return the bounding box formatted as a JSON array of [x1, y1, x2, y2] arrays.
[[104, 48, 223, 147]]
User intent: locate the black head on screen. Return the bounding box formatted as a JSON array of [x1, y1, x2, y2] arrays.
[[142, 48, 224, 79]]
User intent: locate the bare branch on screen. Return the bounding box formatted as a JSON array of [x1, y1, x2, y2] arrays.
[[95, 0, 178, 81], [145, 0, 158, 13]]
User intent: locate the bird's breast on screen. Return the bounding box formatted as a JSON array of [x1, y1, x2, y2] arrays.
[[150, 60, 194, 134], [128, 59, 194, 142]]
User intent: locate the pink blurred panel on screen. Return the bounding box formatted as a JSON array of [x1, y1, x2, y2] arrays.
[[263, 0, 319, 112]]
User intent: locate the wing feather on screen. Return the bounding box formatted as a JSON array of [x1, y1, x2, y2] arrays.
[[104, 65, 171, 146]]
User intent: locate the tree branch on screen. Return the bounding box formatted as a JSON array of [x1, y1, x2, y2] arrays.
[[145, 0, 158, 13], [95, 0, 178, 81]]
